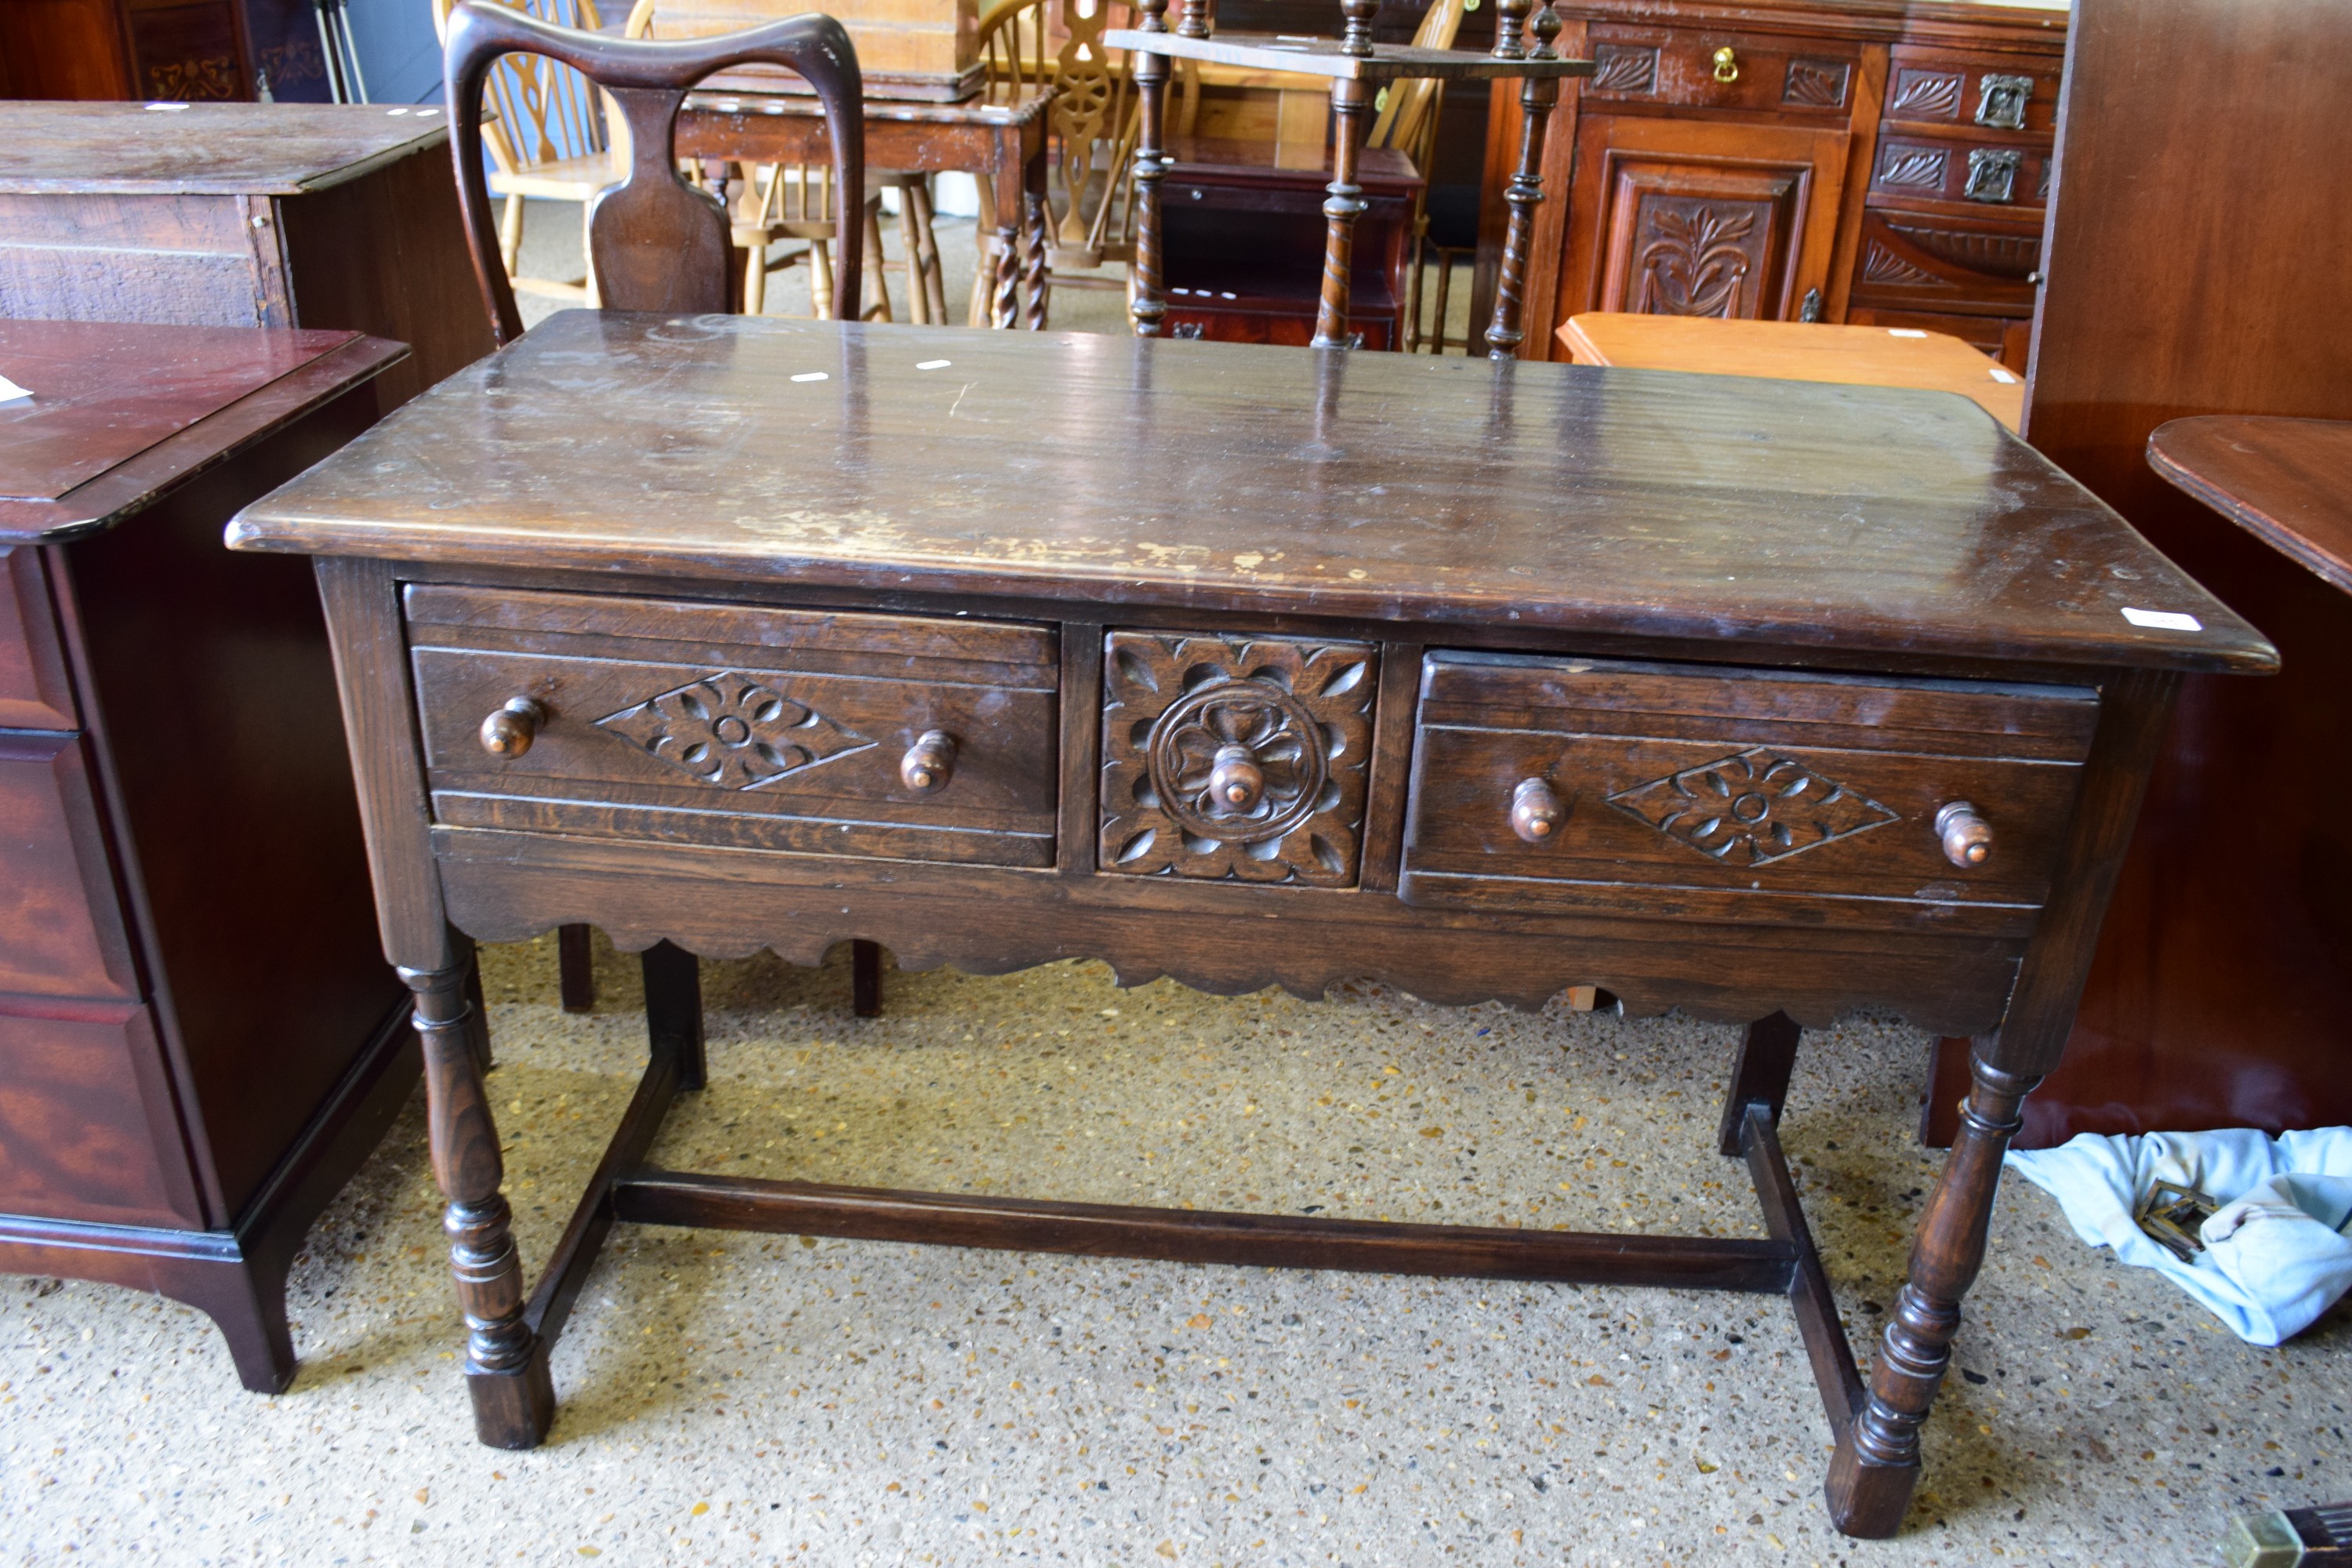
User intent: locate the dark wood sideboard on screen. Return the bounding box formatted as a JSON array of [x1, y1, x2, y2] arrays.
[[0, 318, 416, 1390], [0, 0, 253, 103], [1923, 0, 2352, 1149], [227, 313, 2270, 1537], [1483, 0, 2065, 368], [0, 103, 492, 414]]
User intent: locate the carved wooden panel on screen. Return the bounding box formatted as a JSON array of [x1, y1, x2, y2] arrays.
[[1875, 144, 1948, 192], [1870, 136, 2049, 209], [1595, 157, 1809, 321], [1782, 59, 1850, 110], [1099, 630, 1376, 887], [129, 2, 249, 102], [1889, 67, 1964, 119], [1861, 241, 1942, 289], [405, 586, 1062, 869], [1589, 42, 1660, 95], [1399, 652, 2099, 938], [1848, 212, 2041, 313]]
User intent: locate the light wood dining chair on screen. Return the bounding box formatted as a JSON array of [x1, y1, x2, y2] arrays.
[[433, 0, 626, 307]]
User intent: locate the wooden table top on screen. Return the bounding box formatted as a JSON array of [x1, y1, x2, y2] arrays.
[[2, 320, 405, 542], [227, 311, 2272, 676], [0, 103, 456, 196], [2149, 416, 2352, 597], [1559, 314, 2026, 431]]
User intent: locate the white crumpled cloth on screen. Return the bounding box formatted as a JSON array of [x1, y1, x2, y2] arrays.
[[2003, 1128, 2352, 1346]]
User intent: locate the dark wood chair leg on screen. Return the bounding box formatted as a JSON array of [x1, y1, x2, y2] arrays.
[[1828, 1044, 2040, 1537], [641, 940, 706, 1091], [557, 922, 596, 1014], [1718, 1011, 1802, 1156], [400, 958, 553, 1448], [459, 935, 494, 1073], [851, 938, 884, 1018]]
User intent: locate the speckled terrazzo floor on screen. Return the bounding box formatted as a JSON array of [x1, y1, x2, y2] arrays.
[[3, 935, 2347, 1566]]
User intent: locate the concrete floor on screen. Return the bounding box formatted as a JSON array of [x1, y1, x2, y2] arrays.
[[2, 936, 2347, 1566]]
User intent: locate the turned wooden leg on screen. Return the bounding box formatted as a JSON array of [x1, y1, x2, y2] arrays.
[[641, 940, 706, 1092], [557, 923, 595, 1014], [1128, 45, 1169, 337], [851, 939, 883, 1018], [1486, 68, 1560, 360], [1717, 1010, 1801, 1156], [910, 178, 949, 324], [1021, 159, 1050, 331], [401, 960, 553, 1449], [1828, 1046, 2038, 1536], [1311, 76, 1370, 350]]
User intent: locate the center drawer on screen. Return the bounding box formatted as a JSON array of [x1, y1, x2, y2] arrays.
[[405, 586, 1061, 868], [1399, 652, 2097, 937]]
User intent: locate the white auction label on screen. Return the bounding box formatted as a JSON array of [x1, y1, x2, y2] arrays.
[[789, 372, 829, 383], [2121, 608, 2203, 632]]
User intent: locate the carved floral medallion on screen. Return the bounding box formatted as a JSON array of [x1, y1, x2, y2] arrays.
[[1608, 748, 1897, 866], [1635, 202, 1761, 318], [597, 670, 873, 789], [1100, 632, 1376, 886]]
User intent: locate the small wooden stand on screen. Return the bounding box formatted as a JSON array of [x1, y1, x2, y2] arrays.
[[1109, 0, 1592, 354]]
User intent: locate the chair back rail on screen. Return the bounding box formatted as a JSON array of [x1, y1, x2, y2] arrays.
[[443, 0, 866, 344]]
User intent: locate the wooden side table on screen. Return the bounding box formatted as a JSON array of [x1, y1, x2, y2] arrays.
[[227, 314, 2271, 1537], [0, 102, 492, 411], [0, 318, 416, 1392], [1559, 313, 2024, 430]]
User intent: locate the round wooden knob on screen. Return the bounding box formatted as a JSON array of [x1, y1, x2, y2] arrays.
[[899, 731, 959, 793], [1208, 743, 1265, 813], [1936, 800, 1994, 867], [478, 697, 546, 757], [1510, 777, 1563, 844]]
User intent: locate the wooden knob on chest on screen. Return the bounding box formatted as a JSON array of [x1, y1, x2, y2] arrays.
[[1936, 800, 1994, 868], [1510, 777, 1563, 844], [1208, 743, 1265, 813], [899, 731, 959, 793], [478, 697, 546, 757]]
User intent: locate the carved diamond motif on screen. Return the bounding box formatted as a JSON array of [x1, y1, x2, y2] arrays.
[[596, 671, 873, 789], [1608, 749, 1898, 866]]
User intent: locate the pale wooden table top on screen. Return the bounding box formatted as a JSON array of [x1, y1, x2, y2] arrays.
[[1559, 314, 2026, 431]]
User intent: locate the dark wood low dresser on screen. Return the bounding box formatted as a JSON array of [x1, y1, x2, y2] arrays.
[[0, 318, 415, 1391], [226, 312, 2272, 1538]]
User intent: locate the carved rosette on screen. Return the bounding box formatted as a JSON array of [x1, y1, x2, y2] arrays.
[[1609, 748, 1898, 866], [596, 671, 873, 789], [1100, 632, 1377, 886]]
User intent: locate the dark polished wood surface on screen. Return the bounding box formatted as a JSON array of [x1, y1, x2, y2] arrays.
[[0, 101, 459, 194], [0, 320, 415, 1393], [1922, 0, 2352, 1150], [2148, 417, 2352, 597], [235, 311, 2269, 1535], [230, 311, 2267, 677], [0, 318, 356, 516]]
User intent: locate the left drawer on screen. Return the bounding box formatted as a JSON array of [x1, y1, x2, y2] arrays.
[[406, 586, 1061, 869], [0, 732, 140, 1000]]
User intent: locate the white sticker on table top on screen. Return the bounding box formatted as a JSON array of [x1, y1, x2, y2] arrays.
[[915, 360, 953, 370], [789, 372, 829, 383], [2122, 608, 2203, 632], [1987, 366, 2019, 383], [144, 102, 189, 111], [0, 374, 32, 405], [1887, 328, 1928, 338]]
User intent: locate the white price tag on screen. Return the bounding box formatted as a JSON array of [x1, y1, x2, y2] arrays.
[[2121, 608, 2203, 632], [0, 374, 31, 405]]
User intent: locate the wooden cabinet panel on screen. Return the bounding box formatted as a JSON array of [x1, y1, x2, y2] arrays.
[[0, 733, 140, 1001], [1584, 24, 1859, 117], [1563, 116, 1849, 321], [1399, 652, 2095, 935], [1849, 209, 2038, 316], [1884, 47, 2058, 138], [0, 549, 77, 732], [1869, 135, 2050, 212], [406, 586, 1062, 869], [1099, 630, 1378, 888], [0, 1001, 200, 1229]]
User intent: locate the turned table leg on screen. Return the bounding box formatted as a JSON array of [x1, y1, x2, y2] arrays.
[[1310, 77, 1370, 350], [1828, 1044, 2039, 1535], [401, 960, 554, 1448], [1128, 40, 1170, 338]]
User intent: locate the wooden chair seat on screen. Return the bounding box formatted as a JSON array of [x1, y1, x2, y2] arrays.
[[486, 149, 624, 201]]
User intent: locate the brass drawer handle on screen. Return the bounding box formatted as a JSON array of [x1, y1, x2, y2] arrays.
[[899, 730, 960, 793], [1711, 45, 1739, 83], [479, 697, 546, 757], [1208, 742, 1265, 813], [1936, 800, 1993, 867], [1510, 777, 1564, 844]]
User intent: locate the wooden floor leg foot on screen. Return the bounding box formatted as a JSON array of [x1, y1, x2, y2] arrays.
[[1831, 1043, 2039, 1538], [401, 958, 552, 1450], [851, 939, 882, 1018], [466, 1336, 555, 1449]]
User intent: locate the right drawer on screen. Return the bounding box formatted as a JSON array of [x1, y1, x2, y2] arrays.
[[1398, 653, 2097, 937]]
